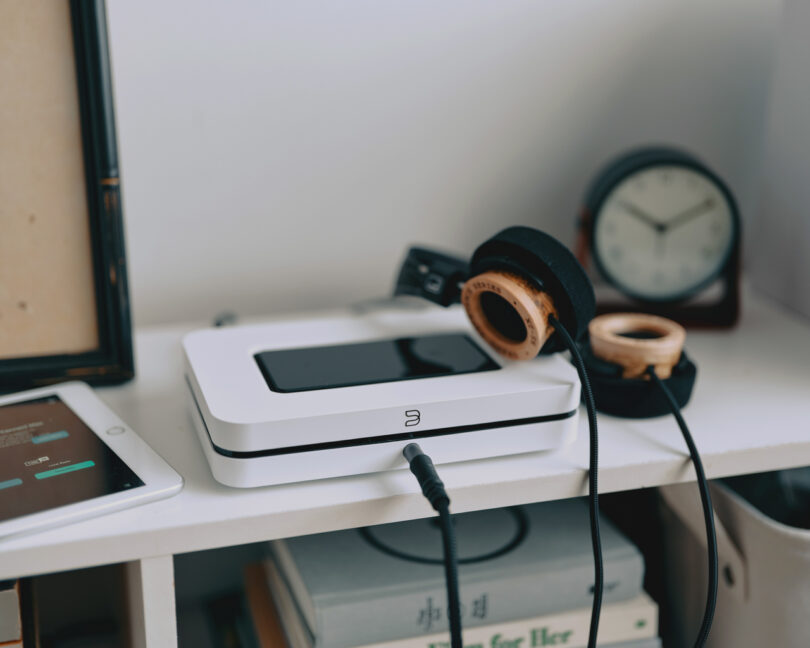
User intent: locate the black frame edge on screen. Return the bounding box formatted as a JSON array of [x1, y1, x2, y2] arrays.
[[0, 0, 134, 391]]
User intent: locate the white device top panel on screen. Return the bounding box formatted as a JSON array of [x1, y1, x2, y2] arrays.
[[184, 304, 578, 451]]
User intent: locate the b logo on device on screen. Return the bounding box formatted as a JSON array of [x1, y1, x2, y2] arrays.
[[404, 410, 421, 427]]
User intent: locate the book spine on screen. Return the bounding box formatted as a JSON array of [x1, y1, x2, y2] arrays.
[[316, 556, 644, 648], [350, 595, 658, 648]]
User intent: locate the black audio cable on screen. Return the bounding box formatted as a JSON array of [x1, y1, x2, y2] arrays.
[[548, 315, 603, 648], [647, 367, 717, 648], [403, 443, 463, 648]]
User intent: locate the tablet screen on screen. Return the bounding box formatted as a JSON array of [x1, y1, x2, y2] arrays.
[[0, 396, 144, 523]]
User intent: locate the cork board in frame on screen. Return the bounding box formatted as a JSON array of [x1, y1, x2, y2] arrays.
[[0, 0, 133, 390]]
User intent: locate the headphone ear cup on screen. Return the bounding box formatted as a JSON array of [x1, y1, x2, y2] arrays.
[[469, 227, 595, 353], [581, 345, 697, 418]]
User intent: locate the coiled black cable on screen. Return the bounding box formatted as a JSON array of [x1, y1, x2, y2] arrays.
[[548, 315, 603, 648], [647, 367, 717, 648]]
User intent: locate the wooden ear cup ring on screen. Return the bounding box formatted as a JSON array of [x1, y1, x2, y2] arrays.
[[588, 313, 686, 379], [460, 270, 558, 361]]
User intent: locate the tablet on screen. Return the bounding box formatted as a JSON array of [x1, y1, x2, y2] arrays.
[[0, 381, 183, 540]]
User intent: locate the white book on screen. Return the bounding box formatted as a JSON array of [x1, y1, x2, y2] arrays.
[[269, 500, 645, 648], [265, 560, 658, 648]]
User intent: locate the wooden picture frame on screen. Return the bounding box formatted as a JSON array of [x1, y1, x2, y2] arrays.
[[0, 0, 133, 390]]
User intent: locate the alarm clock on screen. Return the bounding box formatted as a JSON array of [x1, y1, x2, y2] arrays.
[[577, 147, 741, 327]]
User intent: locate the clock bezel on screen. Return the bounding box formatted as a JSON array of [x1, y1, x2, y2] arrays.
[[586, 148, 741, 305]]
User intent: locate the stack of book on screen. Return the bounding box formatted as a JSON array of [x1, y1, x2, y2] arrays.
[[251, 499, 661, 648]]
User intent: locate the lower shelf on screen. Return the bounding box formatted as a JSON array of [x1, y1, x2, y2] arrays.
[[174, 489, 671, 648]]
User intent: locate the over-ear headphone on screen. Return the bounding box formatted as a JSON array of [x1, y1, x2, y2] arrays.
[[395, 226, 715, 648], [395, 226, 596, 357]]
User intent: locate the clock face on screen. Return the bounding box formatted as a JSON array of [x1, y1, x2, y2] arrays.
[[592, 164, 736, 301]]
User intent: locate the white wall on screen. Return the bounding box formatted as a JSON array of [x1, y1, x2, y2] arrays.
[[106, 0, 780, 326], [749, 0, 810, 321]]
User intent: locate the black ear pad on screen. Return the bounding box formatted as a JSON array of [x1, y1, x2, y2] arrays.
[[581, 345, 697, 418], [470, 227, 595, 353]]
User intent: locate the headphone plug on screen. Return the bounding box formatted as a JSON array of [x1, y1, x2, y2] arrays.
[[403, 443, 450, 512]]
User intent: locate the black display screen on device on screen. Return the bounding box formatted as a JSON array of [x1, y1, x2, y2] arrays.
[[0, 396, 144, 523], [255, 333, 500, 393]]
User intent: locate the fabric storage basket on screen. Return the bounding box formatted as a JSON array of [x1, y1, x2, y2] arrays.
[[659, 478, 810, 647]]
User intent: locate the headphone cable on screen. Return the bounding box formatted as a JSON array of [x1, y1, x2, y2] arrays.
[[403, 443, 463, 648], [647, 367, 717, 648], [549, 315, 604, 648]]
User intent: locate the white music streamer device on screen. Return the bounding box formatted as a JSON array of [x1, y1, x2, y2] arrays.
[[184, 303, 580, 487]]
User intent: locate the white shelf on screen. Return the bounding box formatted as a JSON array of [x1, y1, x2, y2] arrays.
[[1, 290, 809, 582]]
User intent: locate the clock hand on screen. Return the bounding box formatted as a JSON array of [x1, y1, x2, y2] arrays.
[[664, 198, 716, 232], [617, 200, 666, 232]]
